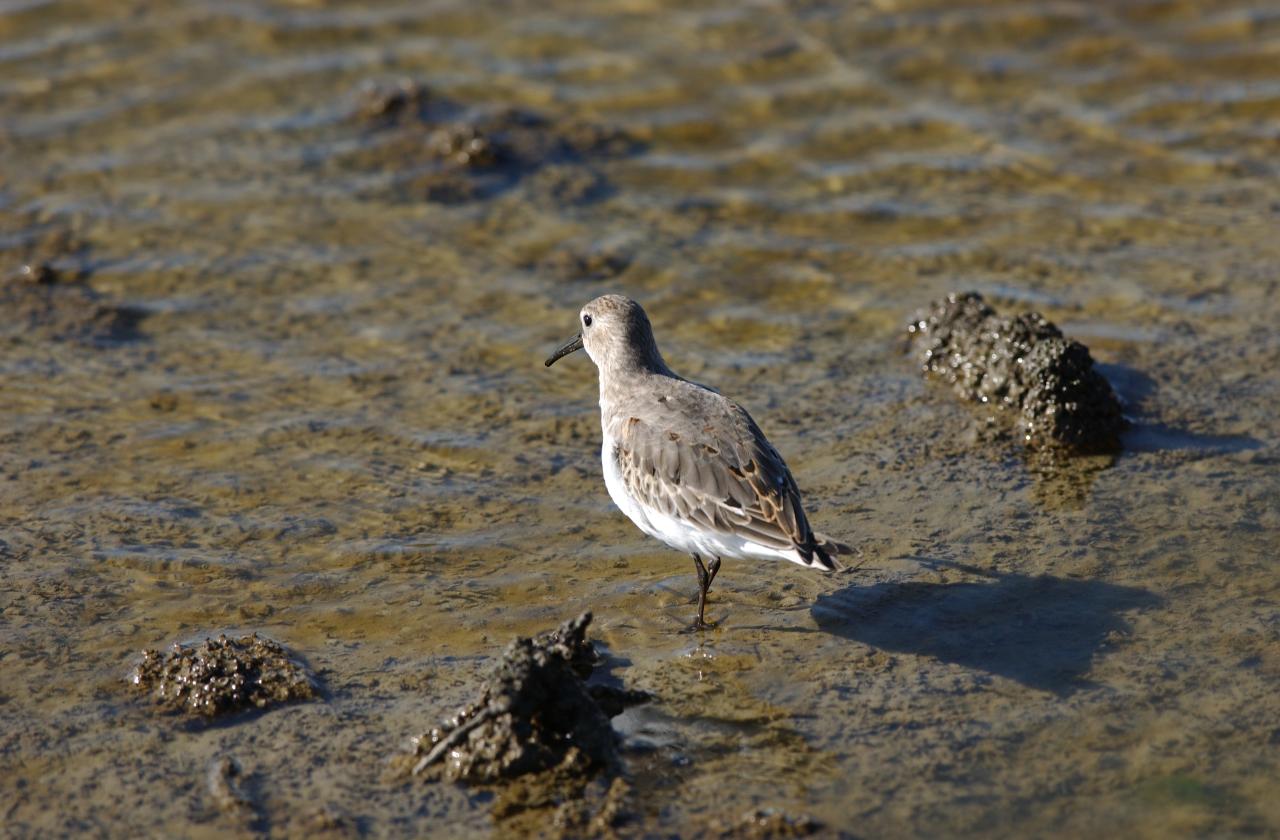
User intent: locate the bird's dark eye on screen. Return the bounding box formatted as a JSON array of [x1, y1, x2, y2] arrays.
[[583, 314, 593, 328]]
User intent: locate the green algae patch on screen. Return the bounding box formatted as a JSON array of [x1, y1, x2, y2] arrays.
[[1137, 774, 1238, 809], [706, 808, 825, 839], [131, 634, 317, 718]]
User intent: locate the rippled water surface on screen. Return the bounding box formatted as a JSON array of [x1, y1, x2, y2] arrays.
[[2, 0, 1278, 836]]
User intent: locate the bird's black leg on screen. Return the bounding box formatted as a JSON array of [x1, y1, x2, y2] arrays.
[[707, 556, 721, 589], [689, 554, 716, 631]]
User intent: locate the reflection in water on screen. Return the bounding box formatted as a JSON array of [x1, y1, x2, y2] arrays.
[[813, 563, 1160, 695], [1027, 451, 1114, 511]]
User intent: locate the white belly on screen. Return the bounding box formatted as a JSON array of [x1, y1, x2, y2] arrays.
[[600, 430, 662, 541], [600, 429, 807, 565]]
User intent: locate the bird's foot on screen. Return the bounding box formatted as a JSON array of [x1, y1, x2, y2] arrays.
[[838, 544, 870, 573], [682, 616, 718, 633]]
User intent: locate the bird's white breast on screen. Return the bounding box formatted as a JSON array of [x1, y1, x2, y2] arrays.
[[599, 423, 806, 565], [600, 428, 659, 539]]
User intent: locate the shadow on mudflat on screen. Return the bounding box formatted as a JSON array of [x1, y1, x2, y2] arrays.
[[1099, 363, 1263, 455], [812, 563, 1160, 695], [1122, 423, 1263, 455]]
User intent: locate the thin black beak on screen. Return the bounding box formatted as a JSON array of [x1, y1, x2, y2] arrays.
[[544, 333, 584, 367]]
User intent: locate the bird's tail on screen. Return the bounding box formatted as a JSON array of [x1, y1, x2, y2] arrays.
[[811, 532, 859, 572]]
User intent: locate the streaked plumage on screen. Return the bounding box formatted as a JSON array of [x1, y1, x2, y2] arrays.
[[545, 294, 849, 629]]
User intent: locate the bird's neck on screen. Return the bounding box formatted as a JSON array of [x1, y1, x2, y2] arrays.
[[598, 357, 678, 408]]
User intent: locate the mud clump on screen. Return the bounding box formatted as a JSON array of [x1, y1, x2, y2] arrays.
[[131, 634, 317, 718], [1, 216, 147, 344], [3, 266, 147, 344], [533, 243, 633, 283], [207, 755, 254, 814], [344, 79, 641, 205], [908, 292, 1126, 452], [205, 754, 264, 833], [355, 77, 437, 124], [409, 612, 648, 785]]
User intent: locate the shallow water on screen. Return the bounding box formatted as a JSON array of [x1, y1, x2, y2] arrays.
[[2, 0, 1278, 836]]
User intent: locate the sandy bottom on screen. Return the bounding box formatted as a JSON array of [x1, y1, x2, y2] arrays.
[[2, 0, 1278, 836]]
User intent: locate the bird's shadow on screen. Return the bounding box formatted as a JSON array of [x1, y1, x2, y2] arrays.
[[812, 561, 1161, 695]]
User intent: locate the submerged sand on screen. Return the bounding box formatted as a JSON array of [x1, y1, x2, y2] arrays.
[[1, 0, 1277, 836]]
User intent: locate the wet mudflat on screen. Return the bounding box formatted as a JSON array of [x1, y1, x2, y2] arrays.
[[1, 0, 1277, 836]]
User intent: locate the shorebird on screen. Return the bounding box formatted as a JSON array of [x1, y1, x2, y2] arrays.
[[545, 294, 849, 630]]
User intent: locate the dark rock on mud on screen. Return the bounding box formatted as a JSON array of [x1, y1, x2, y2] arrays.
[[131, 634, 317, 718], [907, 291, 1126, 452], [344, 79, 641, 205], [410, 613, 648, 785]]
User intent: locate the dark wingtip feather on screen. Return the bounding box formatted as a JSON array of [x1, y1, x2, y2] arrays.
[[812, 533, 855, 572]]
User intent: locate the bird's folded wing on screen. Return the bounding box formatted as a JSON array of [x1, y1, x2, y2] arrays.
[[613, 410, 816, 554]]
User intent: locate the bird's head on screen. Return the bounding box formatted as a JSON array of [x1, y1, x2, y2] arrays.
[[545, 294, 665, 374]]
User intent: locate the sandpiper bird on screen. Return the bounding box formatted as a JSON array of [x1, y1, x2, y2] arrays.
[[545, 294, 849, 630]]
